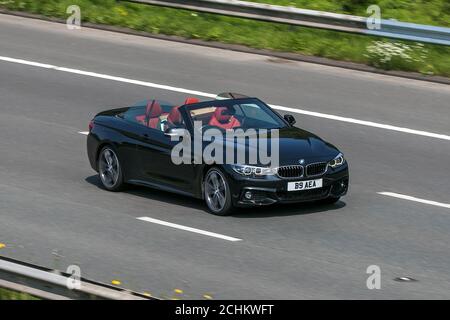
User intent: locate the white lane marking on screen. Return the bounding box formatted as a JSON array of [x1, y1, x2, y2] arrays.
[[378, 192, 450, 209], [78, 131, 89, 135], [0, 56, 215, 98], [272, 105, 450, 141], [137, 216, 242, 242], [1, 55, 449, 142]]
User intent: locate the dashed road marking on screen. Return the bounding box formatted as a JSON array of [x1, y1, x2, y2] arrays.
[[137, 216, 242, 242], [378, 192, 450, 209]]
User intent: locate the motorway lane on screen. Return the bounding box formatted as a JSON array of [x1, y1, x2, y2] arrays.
[[0, 15, 450, 298], [1, 14, 449, 135]]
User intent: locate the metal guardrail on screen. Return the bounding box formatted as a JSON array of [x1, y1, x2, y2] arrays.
[[0, 256, 153, 300], [124, 0, 450, 46]]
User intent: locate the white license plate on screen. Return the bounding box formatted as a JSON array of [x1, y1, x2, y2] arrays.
[[287, 179, 323, 191]]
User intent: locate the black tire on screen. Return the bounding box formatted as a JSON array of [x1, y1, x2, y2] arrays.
[[318, 196, 340, 205], [203, 167, 234, 216], [98, 146, 125, 192]]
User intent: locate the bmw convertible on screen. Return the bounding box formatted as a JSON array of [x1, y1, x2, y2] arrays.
[[87, 93, 349, 215]]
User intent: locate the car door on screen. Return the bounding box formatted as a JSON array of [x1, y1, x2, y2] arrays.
[[113, 119, 149, 181], [108, 104, 151, 181], [135, 125, 197, 195]]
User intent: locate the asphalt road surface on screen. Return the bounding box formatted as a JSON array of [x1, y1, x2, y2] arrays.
[[0, 14, 449, 299]]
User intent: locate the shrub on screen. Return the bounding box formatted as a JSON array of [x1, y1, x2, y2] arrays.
[[365, 41, 428, 71]]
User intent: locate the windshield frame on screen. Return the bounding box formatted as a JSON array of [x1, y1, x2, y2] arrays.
[[180, 97, 289, 133]]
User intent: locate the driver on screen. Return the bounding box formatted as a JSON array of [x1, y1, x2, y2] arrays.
[[208, 107, 241, 129]]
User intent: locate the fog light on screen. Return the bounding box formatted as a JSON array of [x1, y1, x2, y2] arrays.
[[244, 191, 252, 200]]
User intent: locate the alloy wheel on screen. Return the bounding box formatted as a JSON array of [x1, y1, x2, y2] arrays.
[[205, 170, 227, 213], [99, 148, 120, 188]]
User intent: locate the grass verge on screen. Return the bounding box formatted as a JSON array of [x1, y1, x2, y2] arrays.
[[0, 0, 449, 77], [248, 0, 449, 27], [0, 287, 40, 300]]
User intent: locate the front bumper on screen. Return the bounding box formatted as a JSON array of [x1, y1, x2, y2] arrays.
[[223, 164, 349, 207]]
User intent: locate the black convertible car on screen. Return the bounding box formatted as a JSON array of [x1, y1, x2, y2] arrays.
[[87, 93, 349, 215]]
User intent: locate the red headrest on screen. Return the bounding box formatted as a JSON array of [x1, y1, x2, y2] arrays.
[[213, 107, 232, 123], [184, 97, 200, 105], [167, 106, 182, 125], [146, 100, 162, 118]]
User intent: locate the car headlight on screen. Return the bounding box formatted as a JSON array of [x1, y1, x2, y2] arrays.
[[231, 164, 277, 176], [328, 153, 345, 168]]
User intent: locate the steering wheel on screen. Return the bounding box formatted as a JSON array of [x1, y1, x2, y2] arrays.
[[199, 124, 217, 131], [200, 125, 247, 132]]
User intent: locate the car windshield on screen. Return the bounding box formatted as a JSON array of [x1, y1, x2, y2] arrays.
[[186, 98, 287, 130]]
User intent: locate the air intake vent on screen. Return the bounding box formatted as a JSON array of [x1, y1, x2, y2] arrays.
[[306, 162, 327, 177], [277, 165, 304, 178]]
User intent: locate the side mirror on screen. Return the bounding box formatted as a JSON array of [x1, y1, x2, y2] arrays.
[[164, 127, 186, 138], [284, 114, 296, 126]]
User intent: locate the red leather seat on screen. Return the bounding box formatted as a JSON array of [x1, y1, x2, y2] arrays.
[[147, 101, 162, 129], [135, 114, 146, 125], [208, 107, 241, 129], [184, 97, 199, 105], [135, 100, 162, 129], [166, 106, 183, 129]]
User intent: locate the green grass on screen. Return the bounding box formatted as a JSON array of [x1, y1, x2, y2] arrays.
[[0, 0, 449, 77], [248, 0, 450, 27], [0, 287, 40, 300]]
